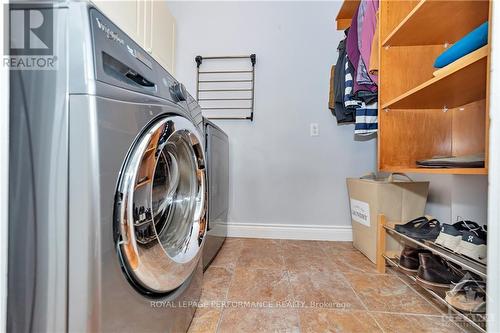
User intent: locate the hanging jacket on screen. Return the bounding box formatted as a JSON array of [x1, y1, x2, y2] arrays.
[[328, 65, 335, 110], [359, 0, 379, 83], [346, 6, 377, 96], [355, 0, 375, 86], [369, 10, 380, 76], [333, 35, 354, 123]]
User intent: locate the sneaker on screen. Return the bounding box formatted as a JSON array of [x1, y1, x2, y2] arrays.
[[445, 279, 486, 313], [398, 245, 431, 273], [416, 253, 464, 292], [434, 220, 481, 252], [456, 229, 487, 265]]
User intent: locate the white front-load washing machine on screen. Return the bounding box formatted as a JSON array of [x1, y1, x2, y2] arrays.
[[8, 2, 206, 332]]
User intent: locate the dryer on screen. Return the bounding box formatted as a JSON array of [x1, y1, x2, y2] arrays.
[[8, 2, 206, 332], [203, 119, 229, 269]]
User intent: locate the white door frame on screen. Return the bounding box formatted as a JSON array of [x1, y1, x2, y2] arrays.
[[488, 1, 500, 331]]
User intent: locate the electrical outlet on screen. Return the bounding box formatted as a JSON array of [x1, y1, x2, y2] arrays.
[[310, 123, 319, 136]]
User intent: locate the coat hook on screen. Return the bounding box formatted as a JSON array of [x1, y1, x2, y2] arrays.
[[443, 106, 448, 113]]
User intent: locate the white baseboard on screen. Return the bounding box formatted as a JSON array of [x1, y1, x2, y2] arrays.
[[224, 222, 353, 241]]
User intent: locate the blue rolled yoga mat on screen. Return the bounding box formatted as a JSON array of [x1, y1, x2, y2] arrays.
[[434, 22, 488, 68]]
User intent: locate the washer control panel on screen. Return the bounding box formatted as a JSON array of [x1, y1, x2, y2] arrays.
[[90, 8, 177, 102]]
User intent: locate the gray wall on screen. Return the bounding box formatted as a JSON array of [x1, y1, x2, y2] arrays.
[[169, 1, 377, 228], [168, 1, 487, 233], [412, 174, 487, 225]]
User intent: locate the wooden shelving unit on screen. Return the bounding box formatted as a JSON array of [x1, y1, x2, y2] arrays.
[[382, 0, 489, 47], [377, 0, 491, 174], [333, 3, 491, 330]]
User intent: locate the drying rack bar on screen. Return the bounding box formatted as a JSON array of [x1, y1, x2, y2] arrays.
[[198, 89, 253, 92], [198, 70, 253, 74], [198, 98, 253, 101], [209, 116, 253, 120], [201, 107, 253, 110], [199, 79, 253, 83], [199, 55, 253, 60]]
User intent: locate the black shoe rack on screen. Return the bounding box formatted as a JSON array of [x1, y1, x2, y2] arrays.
[[376, 214, 487, 333]]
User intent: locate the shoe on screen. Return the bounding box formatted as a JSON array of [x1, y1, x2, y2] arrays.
[[445, 279, 486, 313], [434, 220, 481, 252], [395, 216, 432, 235], [456, 229, 487, 265], [416, 253, 464, 292], [395, 216, 441, 241], [404, 219, 441, 241], [398, 246, 431, 273]]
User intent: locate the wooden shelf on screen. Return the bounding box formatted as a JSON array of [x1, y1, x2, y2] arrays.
[[432, 45, 488, 77], [381, 167, 488, 175], [382, 0, 489, 47], [335, 0, 360, 30], [381, 51, 487, 110]]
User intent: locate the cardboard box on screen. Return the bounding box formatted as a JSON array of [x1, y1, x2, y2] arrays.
[[346, 173, 429, 263]]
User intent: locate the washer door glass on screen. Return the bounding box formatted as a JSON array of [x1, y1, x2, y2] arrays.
[[115, 115, 207, 294]]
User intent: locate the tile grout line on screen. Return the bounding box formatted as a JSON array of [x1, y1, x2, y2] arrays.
[[310, 241, 382, 314], [395, 273, 450, 315], [340, 271, 371, 313], [366, 311, 387, 333], [366, 309, 465, 318], [214, 306, 226, 333], [389, 273, 450, 316], [350, 266, 456, 316], [335, 266, 457, 333], [293, 240, 384, 333], [214, 239, 295, 332], [365, 310, 469, 333], [280, 241, 303, 333], [325, 246, 380, 318], [393, 274, 467, 332], [340, 268, 448, 330], [214, 242, 242, 333]]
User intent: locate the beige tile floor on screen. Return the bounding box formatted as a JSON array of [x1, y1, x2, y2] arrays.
[[188, 238, 468, 333]]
